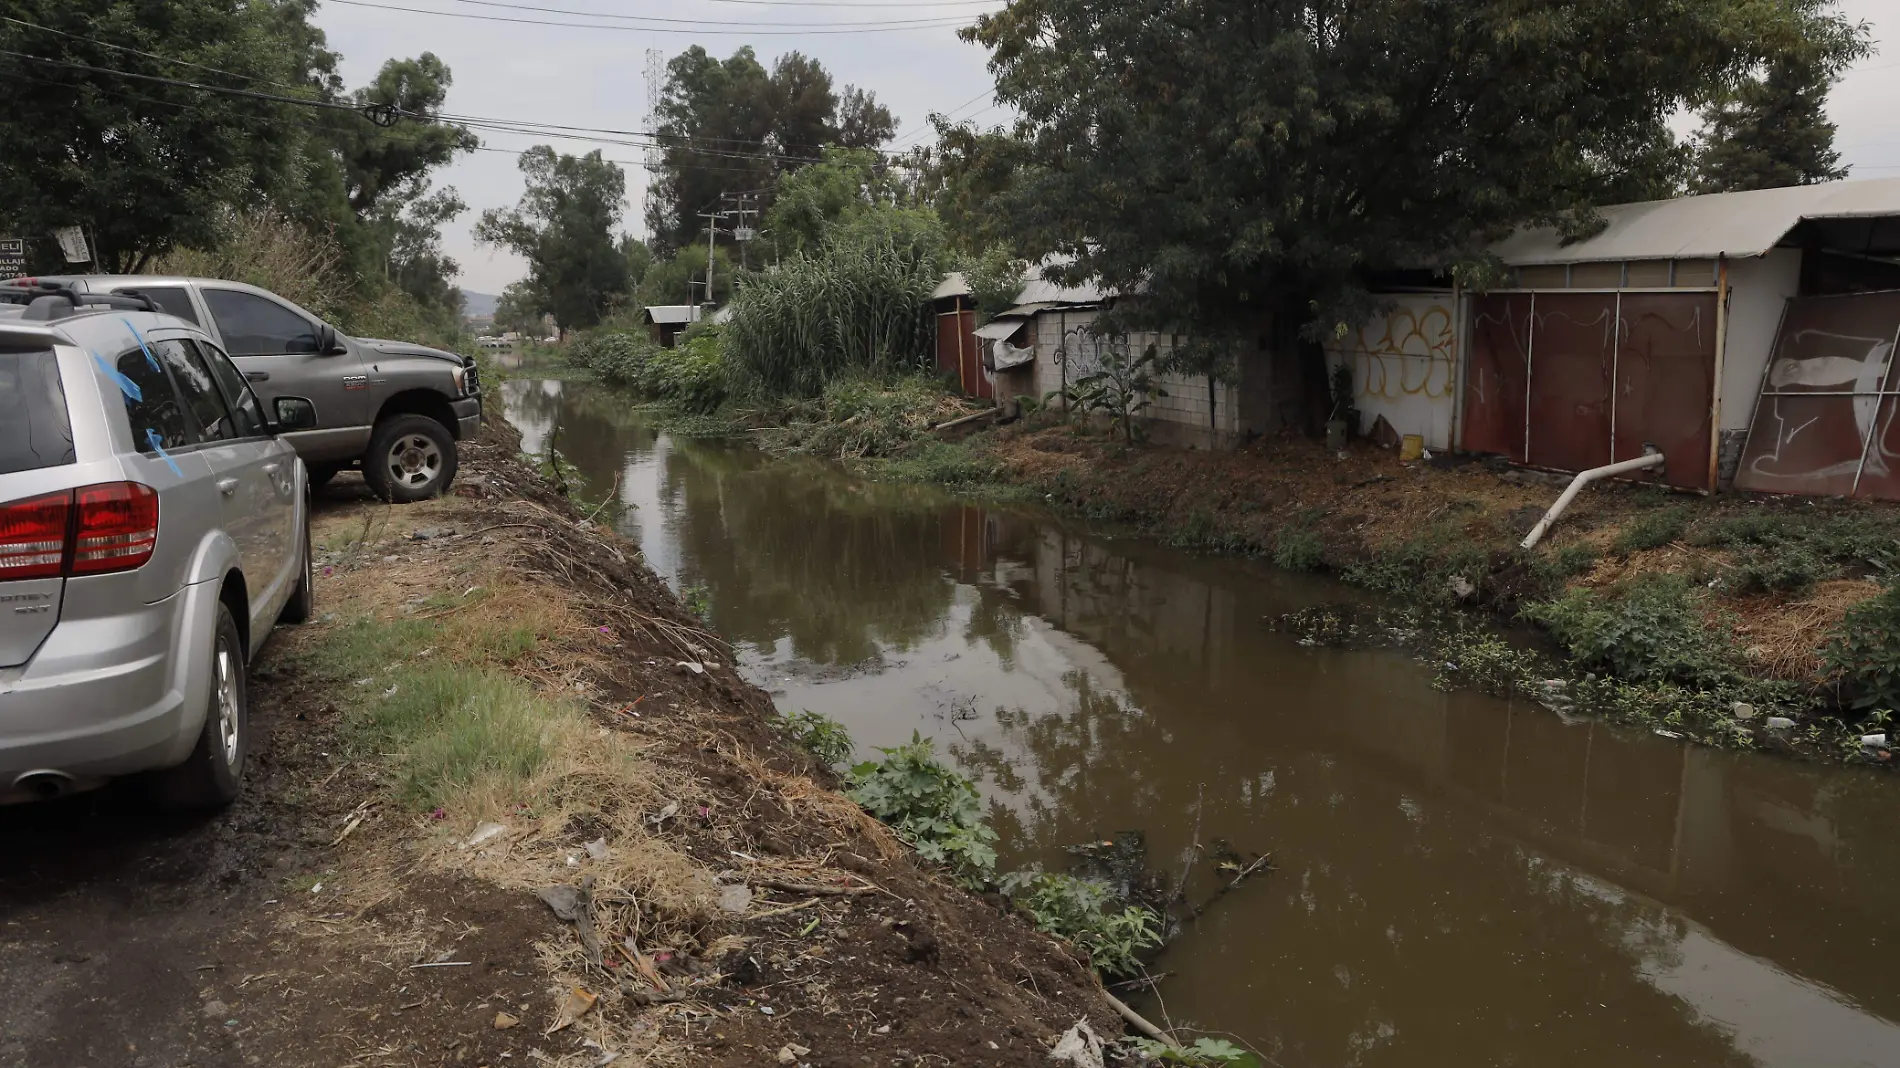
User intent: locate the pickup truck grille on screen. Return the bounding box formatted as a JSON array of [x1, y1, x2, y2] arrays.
[[465, 364, 481, 395]]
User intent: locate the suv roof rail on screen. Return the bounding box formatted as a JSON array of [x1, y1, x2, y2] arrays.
[[0, 280, 156, 321]]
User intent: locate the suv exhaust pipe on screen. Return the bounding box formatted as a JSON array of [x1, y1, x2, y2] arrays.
[[12, 770, 75, 799]]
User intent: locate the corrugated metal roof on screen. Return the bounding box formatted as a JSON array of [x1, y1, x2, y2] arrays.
[[1493, 176, 1900, 266], [644, 305, 698, 325], [1016, 254, 1112, 304], [932, 272, 971, 299]]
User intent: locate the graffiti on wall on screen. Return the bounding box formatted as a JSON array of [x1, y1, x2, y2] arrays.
[[1329, 295, 1459, 449], [1735, 292, 1900, 499]]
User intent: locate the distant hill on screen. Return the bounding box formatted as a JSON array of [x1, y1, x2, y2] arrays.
[[461, 290, 499, 319]]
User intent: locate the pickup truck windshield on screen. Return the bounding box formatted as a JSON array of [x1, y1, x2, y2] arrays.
[[0, 346, 75, 475]]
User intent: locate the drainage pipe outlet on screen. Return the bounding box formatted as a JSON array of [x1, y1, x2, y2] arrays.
[[1520, 449, 1666, 550]]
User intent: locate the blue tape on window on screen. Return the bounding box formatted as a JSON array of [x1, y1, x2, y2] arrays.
[[122, 317, 160, 372], [92, 351, 143, 402], [145, 428, 183, 476]]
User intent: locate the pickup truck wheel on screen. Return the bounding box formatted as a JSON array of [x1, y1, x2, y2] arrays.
[[363, 415, 458, 503], [152, 603, 248, 810]]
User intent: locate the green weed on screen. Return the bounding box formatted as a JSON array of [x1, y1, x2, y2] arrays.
[[1131, 1037, 1259, 1066], [1612, 506, 1691, 553], [775, 709, 855, 767], [847, 733, 997, 885], [1271, 528, 1324, 572], [1821, 585, 1900, 711], [681, 583, 712, 622], [1524, 576, 1740, 687], [998, 871, 1162, 978]]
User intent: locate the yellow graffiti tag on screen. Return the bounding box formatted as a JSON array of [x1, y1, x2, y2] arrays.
[[1346, 304, 1456, 400]]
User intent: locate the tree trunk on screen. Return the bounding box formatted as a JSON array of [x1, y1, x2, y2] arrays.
[[1274, 291, 1330, 436]]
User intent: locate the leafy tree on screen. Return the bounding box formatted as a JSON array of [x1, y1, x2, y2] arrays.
[[911, 122, 1030, 254], [493, 279, 548, 335], [330, 53, 478, 215], [619, 235, 654, 292], [372, 183, 465, 313], [476, 146, 633, 334], [764, 147, 901, 256], [1693, 35, 1870, 193], [635, 245, 735, 310], [646, 46, 895, 253], [965, 0, 1871, 429], [0, 1, 324, 272]]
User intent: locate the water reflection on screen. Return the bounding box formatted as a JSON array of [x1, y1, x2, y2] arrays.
[[503, 379, 1900, 1068]]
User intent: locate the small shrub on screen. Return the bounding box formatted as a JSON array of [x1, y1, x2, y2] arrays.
[[568, 329, 654, 387], [998, 871, 1162, 978], [1272, 528, 1324, 572], [1344, 528, 1486, 603], [879, 440, 1000, 485], [1525, 576, 1739, 687], [775, 709, 854, 767], [1434, 629, 1546, 694], [1057, 343, 1164, 444], [1727, 542, 1826, 594], [1612, 506, 1691, 553], [1531, 542, 1599, 585], [847, 733, 997, 884], [681, 583, 712, 621], [1821, 585, 1900, 710]]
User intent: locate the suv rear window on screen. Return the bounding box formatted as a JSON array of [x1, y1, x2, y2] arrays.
[[0, 347, 75, 475]]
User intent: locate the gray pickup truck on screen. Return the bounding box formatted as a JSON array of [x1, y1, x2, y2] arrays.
[[17, 275, 482, 502]]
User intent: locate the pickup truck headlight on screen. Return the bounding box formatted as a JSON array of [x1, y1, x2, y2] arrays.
[[452, 365, 472, 396]]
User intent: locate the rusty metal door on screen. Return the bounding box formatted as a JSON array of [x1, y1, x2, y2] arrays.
[[934, 308, 991, 398], [1461, 295, 1533, 461], [1615, 293, 1718, 490], [1526, 294, 1617, 476], [1736, 290, 1900, 498]]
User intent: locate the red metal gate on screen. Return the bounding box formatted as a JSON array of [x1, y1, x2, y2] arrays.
[[1462, 292, 1716, 489], [1735, 290, 1900, 499]]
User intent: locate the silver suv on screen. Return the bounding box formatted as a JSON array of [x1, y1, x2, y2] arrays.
[[19, 276, 481, 502], [0, 287, 315, 807]]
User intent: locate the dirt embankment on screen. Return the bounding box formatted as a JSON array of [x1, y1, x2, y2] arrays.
[[947, 419, 1898, 721], [0, 421, 1113, 1068]]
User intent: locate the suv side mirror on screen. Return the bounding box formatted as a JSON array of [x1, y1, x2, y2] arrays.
[[274, 396, 319, 432], [316, 322, 348, 356]]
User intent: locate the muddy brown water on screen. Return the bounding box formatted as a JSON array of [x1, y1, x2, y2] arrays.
[[506, 379, 1900, 1068]]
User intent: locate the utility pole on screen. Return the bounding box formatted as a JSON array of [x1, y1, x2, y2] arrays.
[[697, 209, 724, 307]]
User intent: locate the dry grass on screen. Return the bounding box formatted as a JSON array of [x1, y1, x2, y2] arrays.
[[1735, 579, 1881, 680]]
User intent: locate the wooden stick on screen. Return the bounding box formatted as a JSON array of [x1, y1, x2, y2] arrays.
[[755, 878, 876, 897], [1105, 992, 1174, 1045]]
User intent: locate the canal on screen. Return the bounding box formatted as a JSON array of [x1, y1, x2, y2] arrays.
[[505, 377, 1900, 1068]]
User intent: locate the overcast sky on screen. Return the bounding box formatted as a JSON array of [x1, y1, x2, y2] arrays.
[[312, 0, 1900, 297]]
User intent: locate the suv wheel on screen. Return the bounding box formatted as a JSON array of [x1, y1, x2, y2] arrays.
[[153, 602, 248, 809], [363, 415, 459, 503]]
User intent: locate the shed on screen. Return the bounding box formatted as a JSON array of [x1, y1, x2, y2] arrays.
[[1335, 177, 1900, 497], [643, 304, 701, 348]]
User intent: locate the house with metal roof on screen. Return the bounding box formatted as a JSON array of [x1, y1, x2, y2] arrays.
[[1331, 176, 1900, 497]]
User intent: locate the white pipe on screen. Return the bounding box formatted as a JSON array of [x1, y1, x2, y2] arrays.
[[1520, 449, 1666, 550]]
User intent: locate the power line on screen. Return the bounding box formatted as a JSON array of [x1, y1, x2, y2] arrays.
[[0, 15, 318, 94], [889, 85, 993, 146], [413, 0, 996, 28], [0, 48, 376, 116], [323, 0, 976, 34]]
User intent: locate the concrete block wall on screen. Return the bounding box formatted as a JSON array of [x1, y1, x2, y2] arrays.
[[1029, 310, 1240, 447]]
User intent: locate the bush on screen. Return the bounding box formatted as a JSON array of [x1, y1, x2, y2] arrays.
[[775, 709, 854, 767], [1272, 528, 1324, 572], [1525, 576, 1739, 687], [1531, 542, 1600, 585], [787, 375, 956, 459], [998, 871, 1162, 978], [568, 328, 654, 386], [724, 211, 947, 397], [638, 325, 727, 412], [1343, 527, 1487, 603], [847, 733, 997, 884], [1822, 585, 1900, 711]]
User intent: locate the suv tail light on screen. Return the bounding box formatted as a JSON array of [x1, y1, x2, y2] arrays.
[[0, 482, 158, 580], [0, 491, 71, 580], [71, 483, 159, 573]]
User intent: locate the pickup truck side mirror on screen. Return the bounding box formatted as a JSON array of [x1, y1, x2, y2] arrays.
[[274, 396, 319, 432], [316, 322, 348, 356]]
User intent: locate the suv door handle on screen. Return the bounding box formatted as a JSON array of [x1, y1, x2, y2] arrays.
[[244, 370, 270, 382], [217, 478, 240, 497]]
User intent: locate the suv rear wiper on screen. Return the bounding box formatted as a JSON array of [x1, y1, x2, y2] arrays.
[[0, 280, 156, 320]]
